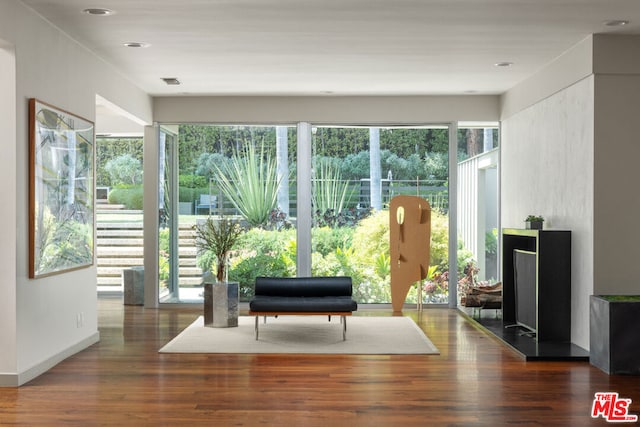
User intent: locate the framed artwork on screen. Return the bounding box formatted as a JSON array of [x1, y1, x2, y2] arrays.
[[29, 99, 95, 278]]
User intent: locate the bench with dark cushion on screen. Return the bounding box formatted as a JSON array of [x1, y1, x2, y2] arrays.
[[248, 276, 358, 340]]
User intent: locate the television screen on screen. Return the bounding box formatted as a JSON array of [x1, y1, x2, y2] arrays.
[[513, 249, 537, 335]]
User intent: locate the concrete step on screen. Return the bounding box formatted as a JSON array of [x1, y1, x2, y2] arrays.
[[97, 238, 144, 246], [96, 220, 204, 291], [97, 229, 144, 237], [96, 258, 197, 267], [97, 238, 197, 247], [97, 258, 144, 266], [95, 204, 127, 210], [98, 266, 203, 277], [96, 222, 145, 229], [97, 247, 144, 257], [97, 227, 195, 238], [97, 277, 204, 287]]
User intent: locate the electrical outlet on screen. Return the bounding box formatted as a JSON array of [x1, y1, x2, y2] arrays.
[[76, 312, 84, 328]]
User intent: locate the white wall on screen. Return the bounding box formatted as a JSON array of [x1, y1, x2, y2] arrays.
[[0, 41, 17, 377], [501, 34, 640, 350], [0, 0, 152, 386], [501, 76, 594, 349], [153, 95, 500, 124], [593, 74, 640, 295]]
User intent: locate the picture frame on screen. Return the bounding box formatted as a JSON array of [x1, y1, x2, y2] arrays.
[[29, 99, 95, 278]]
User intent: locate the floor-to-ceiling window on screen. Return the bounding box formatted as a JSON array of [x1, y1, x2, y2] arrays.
[[159, 124, 297, 303], [310, 125, 450, 305], [156, 121, 498, 308], [95, 136, 144, 294], [456, 123, 500, 311]]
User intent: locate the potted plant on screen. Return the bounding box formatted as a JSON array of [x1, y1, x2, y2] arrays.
[[194, 217, 243, 282], [525, 215, 544, 230], [194, 217, 243, 328]]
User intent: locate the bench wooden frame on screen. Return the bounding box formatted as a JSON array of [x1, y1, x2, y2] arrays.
[[248, 311, 352, 341]]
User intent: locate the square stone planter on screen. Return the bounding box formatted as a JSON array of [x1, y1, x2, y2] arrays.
[[122, 266, 144, 305], [590, 295, 640, 375], [204, 280, 239, 328]]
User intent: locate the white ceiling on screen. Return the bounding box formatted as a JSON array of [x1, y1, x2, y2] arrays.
[[21, 0, 640, 97]]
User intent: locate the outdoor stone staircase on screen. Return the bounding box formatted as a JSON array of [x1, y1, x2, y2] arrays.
[[96, 205, 203, 293]]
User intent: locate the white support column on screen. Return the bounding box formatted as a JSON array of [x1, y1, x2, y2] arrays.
[[276, 126, 290, 216], [143, 124, 159, 308], [448, 122, 458, 308], [296, 122, 312, 277], [369, 128, 382, 210]]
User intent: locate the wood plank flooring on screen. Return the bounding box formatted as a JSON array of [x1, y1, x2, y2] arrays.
[[1, 297, 639, 426]]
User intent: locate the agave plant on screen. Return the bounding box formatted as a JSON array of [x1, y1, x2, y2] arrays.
[[214, 142, 281, 227], [312, 157, 351, 216]]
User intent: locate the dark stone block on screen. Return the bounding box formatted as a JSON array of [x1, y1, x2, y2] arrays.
[[590, 295, 640, 375]]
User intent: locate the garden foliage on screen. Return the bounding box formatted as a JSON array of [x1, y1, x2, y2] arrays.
[[205, 207, 472, 304], [214, 143, 281, 227]]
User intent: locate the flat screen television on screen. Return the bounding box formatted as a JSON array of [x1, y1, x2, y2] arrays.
[[513, 249, 537, 335]]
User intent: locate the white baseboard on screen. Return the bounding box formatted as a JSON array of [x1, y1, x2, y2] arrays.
[[0, 332, 100, 387]]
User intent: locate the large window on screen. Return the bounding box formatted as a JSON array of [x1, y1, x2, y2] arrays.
[[155, 121, 500, 308], [456, 124, 501, 311], [310, 126, 450, 305], [159, 125, 297, 303], [95, 136, 143, 294]]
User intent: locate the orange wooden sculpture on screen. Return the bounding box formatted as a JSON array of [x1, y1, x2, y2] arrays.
[[389, 195, 431, 313]]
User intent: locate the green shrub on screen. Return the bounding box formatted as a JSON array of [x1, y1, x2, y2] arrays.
[[230, 254, 292, 300], [178, 187, 208, 203], [107, 186, 144, 209], [486, 228, 498, 256], [104, 154, 142, 186], [312, 251, 350, 277], [238, 228, 295, 256], [196, 250, 217, 273], [311, 227, 353, 256], [189, 205, 475, 305], [424, 209, 474, 278], [179, 174, 208, 188], [195, 152, 230, 181], [340, 151, 370, 180], [158, 229, 170, 285], [429, 210, 449, 268], [351, 210, 390, 270]]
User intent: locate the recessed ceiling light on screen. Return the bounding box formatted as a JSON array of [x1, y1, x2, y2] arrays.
[[82, 8, 114, 16], [161, 77, 181, 85], [123, 42, 150, 48], [494, 62, 513, 67], [604, 20, 629, 27]]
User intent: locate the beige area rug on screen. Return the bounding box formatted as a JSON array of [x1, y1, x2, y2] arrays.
[[159, 315, 439, 355]]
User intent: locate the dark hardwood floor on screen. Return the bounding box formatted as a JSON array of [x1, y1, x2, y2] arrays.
[[1, 297, 639, 426]]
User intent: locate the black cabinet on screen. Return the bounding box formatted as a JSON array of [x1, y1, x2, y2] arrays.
[[502, 228, 571, 342]]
